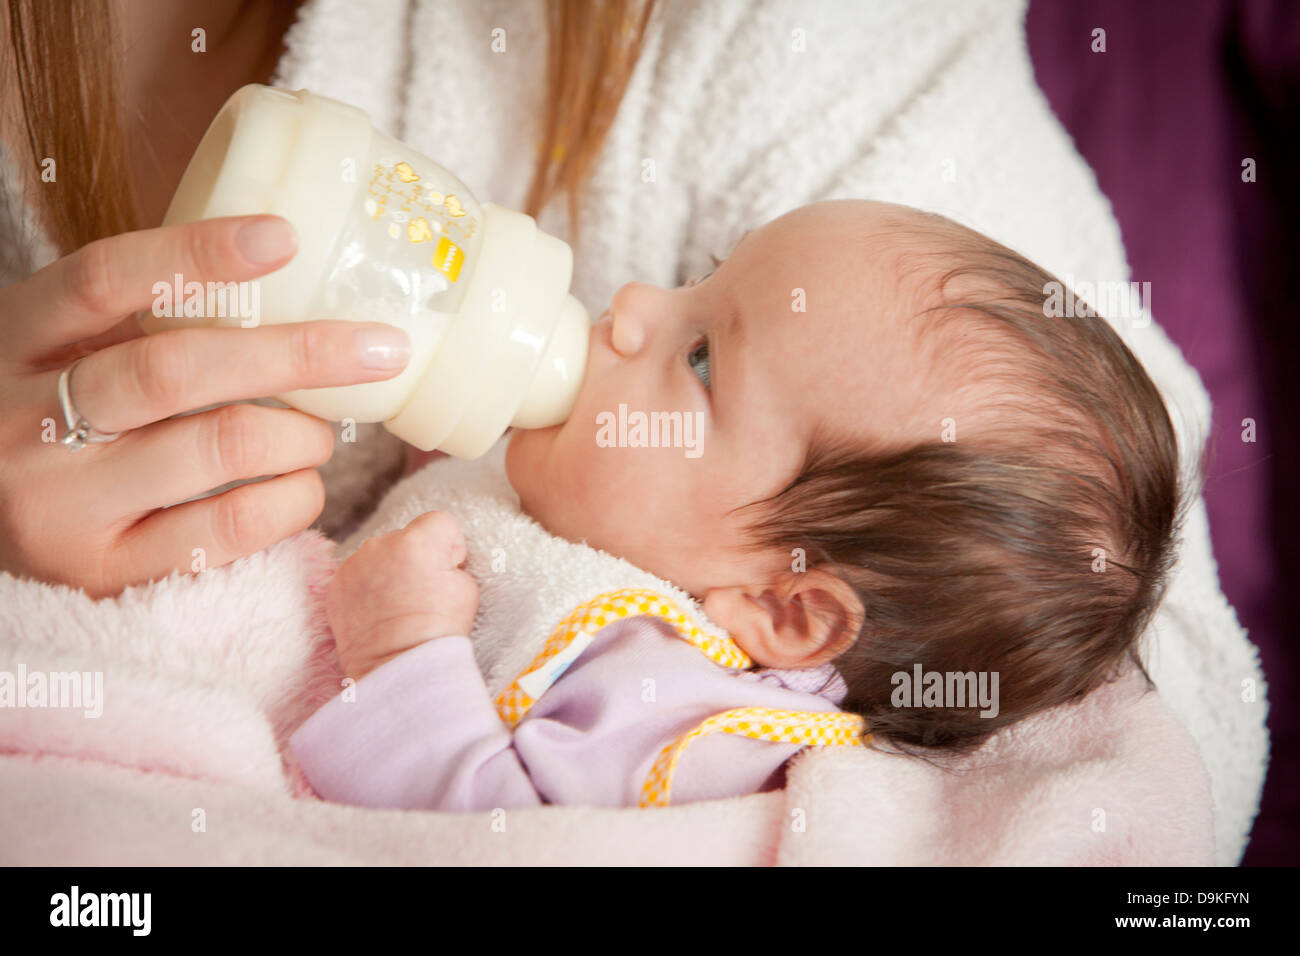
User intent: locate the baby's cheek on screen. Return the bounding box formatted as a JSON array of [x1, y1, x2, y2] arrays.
[[592, 451, 691, 545]]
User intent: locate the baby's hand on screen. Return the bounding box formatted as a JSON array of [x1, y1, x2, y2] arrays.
[[327, 511, 479, 678]]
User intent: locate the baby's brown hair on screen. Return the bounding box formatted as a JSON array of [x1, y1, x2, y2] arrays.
[[740, 212, 1188, 755]]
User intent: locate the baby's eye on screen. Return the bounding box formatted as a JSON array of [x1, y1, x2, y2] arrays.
[[687, 336, 711, 389]]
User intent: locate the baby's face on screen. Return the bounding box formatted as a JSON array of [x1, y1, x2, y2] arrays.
[[507, 199, 951, 605]]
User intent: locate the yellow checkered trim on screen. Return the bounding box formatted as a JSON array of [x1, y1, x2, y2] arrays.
[[491, 587, 869, 807], [494, 588, 751, 727], [639, 707, 868, 808]]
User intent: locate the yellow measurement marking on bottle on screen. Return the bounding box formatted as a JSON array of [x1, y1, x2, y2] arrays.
[[433, 236, 463, 281]]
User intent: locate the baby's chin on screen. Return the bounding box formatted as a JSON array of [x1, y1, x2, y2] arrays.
[[504, 424, 558, 516], [505, 422, 621, 555]]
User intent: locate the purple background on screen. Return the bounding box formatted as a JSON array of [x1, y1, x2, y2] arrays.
[[1025, 0, 1298, 865]]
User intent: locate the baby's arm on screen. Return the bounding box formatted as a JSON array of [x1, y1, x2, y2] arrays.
[[289, 511, 545, 810]]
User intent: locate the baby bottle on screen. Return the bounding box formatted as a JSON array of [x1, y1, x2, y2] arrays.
[[138, 84, 589, 459]]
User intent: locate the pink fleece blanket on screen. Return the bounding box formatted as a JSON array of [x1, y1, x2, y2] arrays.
[[0, 529, 1213, 865]]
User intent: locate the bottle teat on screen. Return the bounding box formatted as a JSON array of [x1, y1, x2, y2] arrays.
[[510, 294, 590, 430]]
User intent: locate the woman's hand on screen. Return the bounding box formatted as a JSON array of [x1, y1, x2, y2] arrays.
[[327, 511, 479, 679], [0, 215, 412, 597]]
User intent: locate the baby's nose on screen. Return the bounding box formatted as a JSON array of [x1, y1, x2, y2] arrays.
[[608, 282, 663, 357], [610, 310, 645, 357]]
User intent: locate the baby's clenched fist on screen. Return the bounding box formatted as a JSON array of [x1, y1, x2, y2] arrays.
[[327, 511, 479, 678]]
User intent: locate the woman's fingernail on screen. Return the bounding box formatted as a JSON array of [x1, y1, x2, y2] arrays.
[[237, 217, 297, 264], [356, 325, 411, 369]]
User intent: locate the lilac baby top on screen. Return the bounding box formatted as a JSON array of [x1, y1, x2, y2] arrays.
[[289, 612, 850, 811]]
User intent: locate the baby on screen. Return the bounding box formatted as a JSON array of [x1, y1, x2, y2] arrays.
[[288, 199, 1181, 810]]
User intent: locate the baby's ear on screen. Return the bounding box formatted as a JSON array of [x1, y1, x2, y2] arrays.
[[703, 569, 863, 670]]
